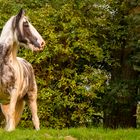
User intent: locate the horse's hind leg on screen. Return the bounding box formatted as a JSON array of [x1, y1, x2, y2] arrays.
[[15, 99, 25, 127], [28, 91, 40, 130]]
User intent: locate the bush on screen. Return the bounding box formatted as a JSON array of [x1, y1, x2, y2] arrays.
[[0, 0, 109, 128]]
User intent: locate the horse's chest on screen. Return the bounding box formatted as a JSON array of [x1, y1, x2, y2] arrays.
[[0, 64, 15, 95], [0, 65, 13, 104], [2, 64, 15, 85]]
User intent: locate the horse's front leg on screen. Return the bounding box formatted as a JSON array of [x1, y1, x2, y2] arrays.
[[28, 91, 40, 130], [5, 92, 18, 131], [1, 104, 9, 127]]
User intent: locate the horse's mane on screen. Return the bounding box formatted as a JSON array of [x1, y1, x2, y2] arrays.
[[0, 16, 15, 44]]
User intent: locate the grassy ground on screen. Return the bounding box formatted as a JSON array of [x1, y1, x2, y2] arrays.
[[0, 127, 140, 140]]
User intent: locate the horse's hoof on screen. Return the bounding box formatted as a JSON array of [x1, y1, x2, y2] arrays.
[[35, 128, 40, 131], [5, 126, 15, 132], [5, 128, 15, 132]]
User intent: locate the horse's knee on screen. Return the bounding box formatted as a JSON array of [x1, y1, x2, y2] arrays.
[[27, 91, 37, 101]]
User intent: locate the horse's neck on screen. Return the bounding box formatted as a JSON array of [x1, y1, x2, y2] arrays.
[[11, 43, 18, 61], [0, 16, 15, 43], [0, 16, 18, 63], [0, 41, 18, 67]]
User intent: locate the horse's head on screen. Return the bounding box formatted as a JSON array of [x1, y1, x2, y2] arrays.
[[13, 9, 45, 51]]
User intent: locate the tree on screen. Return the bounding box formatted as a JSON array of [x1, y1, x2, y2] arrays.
[[101, 0, 140, 128], [17, 0, 109, 128], [0, 0, 140, 129]]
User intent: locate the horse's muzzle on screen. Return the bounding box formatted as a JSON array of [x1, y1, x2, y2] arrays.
[[33, 40, 45, 51]]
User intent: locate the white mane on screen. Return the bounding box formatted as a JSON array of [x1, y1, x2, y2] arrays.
[[0, 16, 15, 44]]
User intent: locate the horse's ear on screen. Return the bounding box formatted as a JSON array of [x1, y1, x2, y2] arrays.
[[17, 9, 25, 19], [13, 9, 25, 30], [15, 9, 25, 25]]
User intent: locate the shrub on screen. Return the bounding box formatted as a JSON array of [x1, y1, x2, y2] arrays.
[[0, 0, 109, 128]]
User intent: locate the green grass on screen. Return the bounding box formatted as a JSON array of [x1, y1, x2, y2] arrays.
[[0, 127, 140, 140]]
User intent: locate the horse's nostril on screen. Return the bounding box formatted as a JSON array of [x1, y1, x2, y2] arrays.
[[41, 41, 45, 47]]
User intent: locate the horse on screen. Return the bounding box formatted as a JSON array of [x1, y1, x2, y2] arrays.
[[0, 9, 45, 131]]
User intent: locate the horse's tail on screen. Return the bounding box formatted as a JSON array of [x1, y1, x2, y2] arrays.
[[15, 99, 25, 126]]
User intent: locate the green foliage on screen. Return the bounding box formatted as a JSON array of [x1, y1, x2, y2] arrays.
[[17, 1, 107, 128], [100, 0, 140, 128], [103, 80, 137, 113], [0, 0, 139, 129], [18, 1, 109, 128], [0, 0, 109, 128]]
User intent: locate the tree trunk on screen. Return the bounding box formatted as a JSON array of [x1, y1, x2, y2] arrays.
[[103, 102, 137, 128], [103, 47, 138, 128]]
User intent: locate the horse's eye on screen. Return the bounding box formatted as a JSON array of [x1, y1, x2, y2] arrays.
[[23, 21, 29, 27]]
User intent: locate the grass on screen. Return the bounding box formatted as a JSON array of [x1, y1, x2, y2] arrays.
[[0, 127, 140, 140]]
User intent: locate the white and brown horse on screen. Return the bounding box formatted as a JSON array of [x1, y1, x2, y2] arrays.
[[0, 9, 45, 131]]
